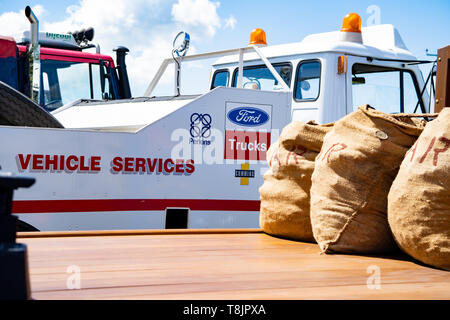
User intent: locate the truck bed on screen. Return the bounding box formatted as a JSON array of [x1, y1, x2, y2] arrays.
[[18, 229, 450, 300]]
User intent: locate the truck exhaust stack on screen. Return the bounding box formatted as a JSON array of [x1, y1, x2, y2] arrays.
[[114, 46, 132, 99], [25, 6, 41, 105], [24, 6, 38, 45]]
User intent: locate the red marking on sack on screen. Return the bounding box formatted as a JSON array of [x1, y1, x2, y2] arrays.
[[432, 136, 450, 166], [405, 141, 418, 162], [269, 142, 281, 167], [417, 136, 450, 166], [419, 137, 436, 164], [320, 143, 347, 163], [286, 145, 307, 165]]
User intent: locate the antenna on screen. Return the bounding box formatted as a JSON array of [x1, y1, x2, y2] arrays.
[[426, 49, 438, 57]]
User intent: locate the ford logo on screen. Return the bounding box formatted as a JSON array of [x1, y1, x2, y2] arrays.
[[227, 107, 269, 127]]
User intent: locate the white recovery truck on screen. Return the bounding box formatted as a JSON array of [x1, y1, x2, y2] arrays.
[[1, 13, 435, 231]]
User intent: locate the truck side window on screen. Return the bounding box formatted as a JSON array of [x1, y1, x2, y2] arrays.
[[211, 70, 229, 89], [90, 63, 112, 100], [42, 72, 59, 109], [294, 60, 321, 101], [352, 64, 425, 113], [232, 63, 292, 91]]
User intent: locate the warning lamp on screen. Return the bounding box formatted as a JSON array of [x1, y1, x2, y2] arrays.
[[339, 13, 363, 43], [341, 13, 362, 33], [249, 28, 267, 46], [337, 55, 348, 74]]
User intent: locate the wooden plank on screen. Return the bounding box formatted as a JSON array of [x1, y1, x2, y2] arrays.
[[19, 231, 450, 300], [435, 45, 450, 112], [17, 228, 263, 239]]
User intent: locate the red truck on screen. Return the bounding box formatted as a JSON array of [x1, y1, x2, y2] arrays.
[[0, 6, 131, 127]]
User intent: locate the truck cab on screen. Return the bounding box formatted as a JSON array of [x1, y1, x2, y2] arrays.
[[210, 19, 431, 125], [15, 42, 118, 111], [0, 6, 131, 113]]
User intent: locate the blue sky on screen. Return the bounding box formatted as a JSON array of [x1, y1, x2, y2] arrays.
[[1, 0, 449, 95]]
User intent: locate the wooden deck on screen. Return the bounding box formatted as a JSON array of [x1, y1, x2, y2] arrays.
[[18, 229, 450, 300]]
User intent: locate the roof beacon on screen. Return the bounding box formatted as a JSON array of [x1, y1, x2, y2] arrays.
[[249, 28, 267, 47], [339, 13, 363, 43]]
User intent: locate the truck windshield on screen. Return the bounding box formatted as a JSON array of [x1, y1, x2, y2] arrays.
[[231, 63, 292, 91], [41, 60, 111, 111]]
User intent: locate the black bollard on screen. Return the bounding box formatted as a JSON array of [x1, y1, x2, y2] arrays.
[[0, 172, 35, 300]]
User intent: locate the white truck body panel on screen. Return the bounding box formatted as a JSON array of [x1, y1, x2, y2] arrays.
[[2, 87, 291, 230], [52, 97, 197, 129]]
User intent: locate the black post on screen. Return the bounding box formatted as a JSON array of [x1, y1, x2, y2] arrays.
[[0, 173, 35, 300]]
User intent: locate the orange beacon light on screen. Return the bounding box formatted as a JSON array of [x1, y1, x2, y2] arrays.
[[341, 13, 362, 33], [249, 28, 267, 46]]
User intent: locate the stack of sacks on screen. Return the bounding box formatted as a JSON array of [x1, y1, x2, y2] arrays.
[[388, 108, 450, 270], [310, 105, 429, 254], [259, 121, 333, 241]]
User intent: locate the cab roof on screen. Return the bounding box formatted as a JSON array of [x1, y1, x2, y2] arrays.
[[213, 24, 417, 66]]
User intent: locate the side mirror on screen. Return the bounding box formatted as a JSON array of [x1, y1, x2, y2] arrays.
[[172, 31, 190, 57]]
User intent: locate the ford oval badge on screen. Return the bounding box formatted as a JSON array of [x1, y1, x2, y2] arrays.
[[227, 107, 269, 127]]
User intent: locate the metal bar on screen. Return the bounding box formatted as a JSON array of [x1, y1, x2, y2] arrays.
[[143, 58, 171, 96], [89, 63, 93, 99], [144, 44, 293, 96], [237, 48, 244, 88], [144, 46, 266, 96], [251, 45, 290, 90], [413, 64, 433, 113], [400, 71, 404, 113], [174, 57, 181, 96], [168, 47, 254, 63]]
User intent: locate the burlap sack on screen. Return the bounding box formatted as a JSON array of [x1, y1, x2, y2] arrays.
[[310, 105, 430, 254], [259, 121, 333, 241], [388, 108, 450, 270]]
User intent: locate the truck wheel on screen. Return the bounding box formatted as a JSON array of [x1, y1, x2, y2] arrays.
[[0, 81, 64, 128]]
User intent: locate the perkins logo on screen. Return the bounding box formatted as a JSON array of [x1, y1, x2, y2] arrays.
[[227, 107, 269, 127], [189, 113, 212, 145]]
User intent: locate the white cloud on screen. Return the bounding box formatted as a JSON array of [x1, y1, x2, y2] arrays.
[[171, 0, 221, 36], [0, 0, 235, 96], [224, 15, 237, 30], [0, 5, 45, 38]]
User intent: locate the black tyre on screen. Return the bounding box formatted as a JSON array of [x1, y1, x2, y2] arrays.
[[0, 81, 64, 128]]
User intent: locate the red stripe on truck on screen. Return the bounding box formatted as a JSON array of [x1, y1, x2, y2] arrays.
[[12, 199, 261, 214]]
